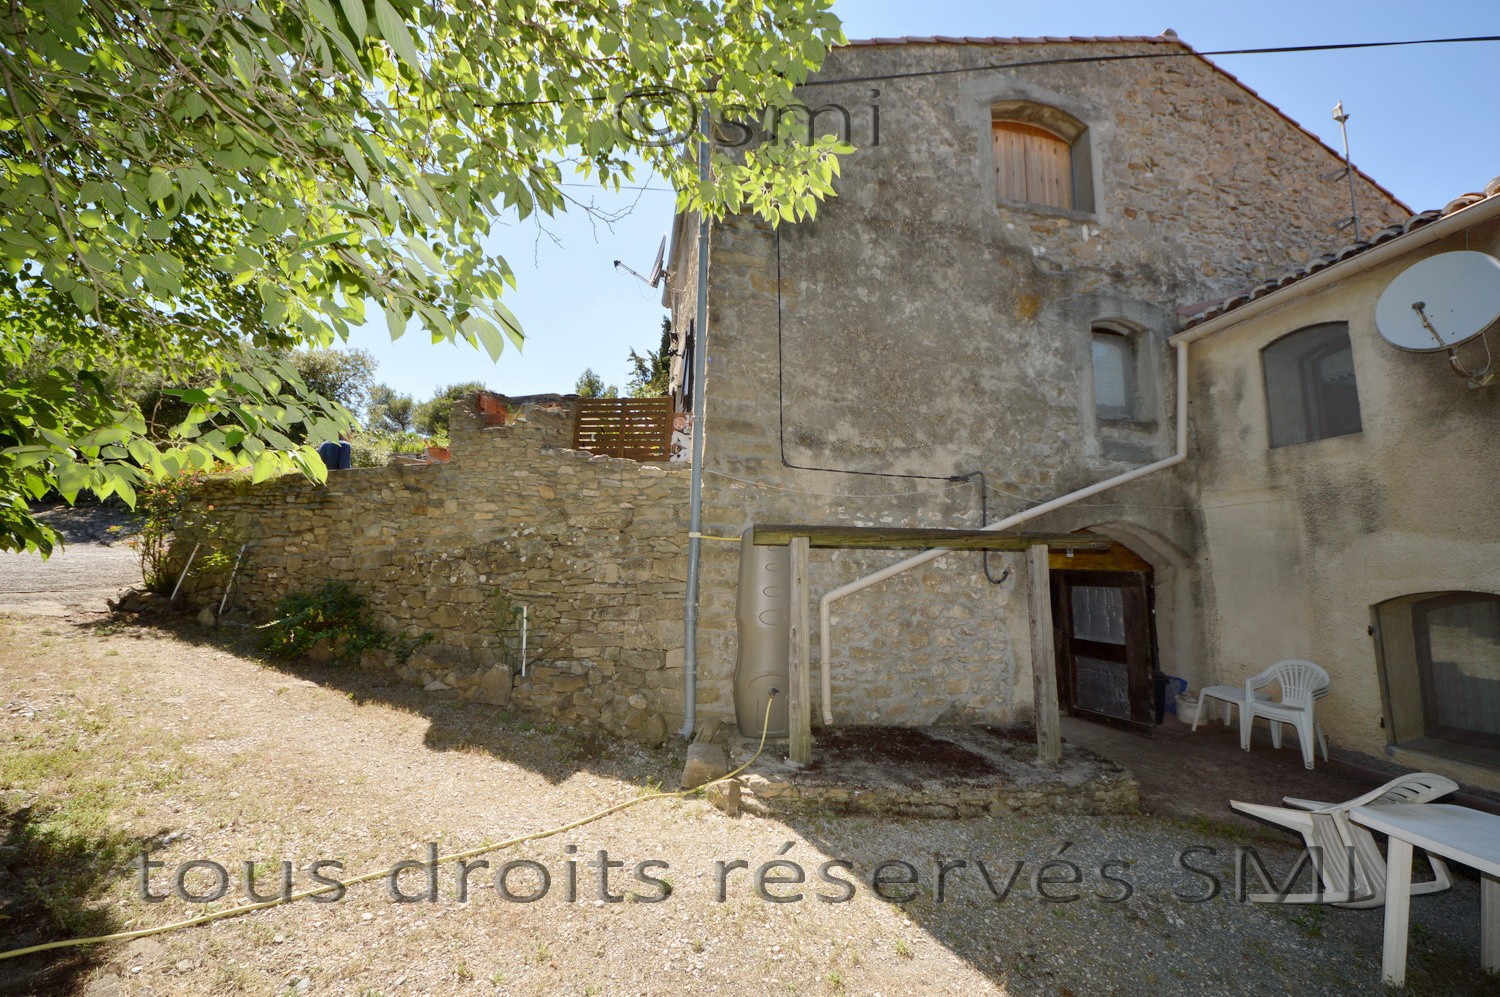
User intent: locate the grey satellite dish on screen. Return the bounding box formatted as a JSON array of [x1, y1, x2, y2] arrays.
[[1375, 250, 1500, 353]]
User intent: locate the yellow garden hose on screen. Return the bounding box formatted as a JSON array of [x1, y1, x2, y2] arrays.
[[0, 695, 779, 962]]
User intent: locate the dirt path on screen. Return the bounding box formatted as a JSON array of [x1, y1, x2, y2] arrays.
[[0, 504, 142, 617], [0, 614, 1495, 997]]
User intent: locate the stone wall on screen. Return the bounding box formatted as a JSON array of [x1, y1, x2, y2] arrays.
[[174, 394, 691, 742]]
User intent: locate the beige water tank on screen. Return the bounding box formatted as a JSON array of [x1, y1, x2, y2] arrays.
[[732, 529, 789, 737]]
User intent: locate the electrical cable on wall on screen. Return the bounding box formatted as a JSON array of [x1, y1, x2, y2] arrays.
[[773, 229, 1008, 584]]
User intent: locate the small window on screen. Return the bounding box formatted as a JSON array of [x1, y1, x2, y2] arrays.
[[989, 101, 1092, 213], [1091, 328, 1136, 421], [993, 120, 1073, 210], [1261, 322, 1362, 448]]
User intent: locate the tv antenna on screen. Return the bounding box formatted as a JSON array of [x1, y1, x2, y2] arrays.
[[613, 235, 668, 289], [1375, 250, 1498, 387], [1322, 101, 1361, 241]]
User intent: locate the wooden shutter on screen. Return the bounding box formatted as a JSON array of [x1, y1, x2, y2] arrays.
[[993, 120, 1073, 211]]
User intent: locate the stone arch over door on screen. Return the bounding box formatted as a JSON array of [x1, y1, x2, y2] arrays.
[[1057, 522, 1205, 700]]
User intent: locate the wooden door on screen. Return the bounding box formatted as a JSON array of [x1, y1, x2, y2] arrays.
[[1051, 569, 1157, 731]]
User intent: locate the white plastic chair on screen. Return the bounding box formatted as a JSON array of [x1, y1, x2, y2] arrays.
[[1240, 659, 1330, 769], [1230, 772, 1459, 908], [1191, 661, 1330, 766]]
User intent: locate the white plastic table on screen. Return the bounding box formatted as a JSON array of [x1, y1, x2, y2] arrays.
[[1349, 803, 1500, 986]]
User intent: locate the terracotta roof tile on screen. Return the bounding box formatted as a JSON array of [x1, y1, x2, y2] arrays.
[[1179, 180, 1500, 328], [840, 35, 1174, 47]]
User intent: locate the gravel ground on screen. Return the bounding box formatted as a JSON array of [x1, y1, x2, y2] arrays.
[[1, 614, 1497, 997], [0, 503, 141, 617]]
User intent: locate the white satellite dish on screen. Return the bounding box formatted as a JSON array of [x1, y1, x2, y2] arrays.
[[612, 234, 669, 289], [646, 235, 667, 286], [1375, 250, 1500, 353]]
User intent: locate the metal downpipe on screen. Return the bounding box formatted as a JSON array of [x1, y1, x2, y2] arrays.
[[679, 111, 712, 740]]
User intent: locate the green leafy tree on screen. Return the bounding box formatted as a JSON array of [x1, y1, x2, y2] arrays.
[[365, 383, 415, 433], [0, 0, 847, 552], [414, 381, 486, 437], [627, 318, 673, 398], [574, 368, 617, 399], [289, 349, 377, 415]]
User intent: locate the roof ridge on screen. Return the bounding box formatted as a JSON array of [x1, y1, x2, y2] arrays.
[[840, 35, 1179, 47], [825, 32, 1410, 216]]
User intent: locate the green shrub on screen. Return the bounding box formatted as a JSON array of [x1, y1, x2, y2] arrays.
[[260, 582, 390, 661], [348, 430, 443, 468], [133, 469, 244, 593]]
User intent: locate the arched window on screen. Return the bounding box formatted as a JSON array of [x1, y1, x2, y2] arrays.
[[990, 102, 1092, 213], [1091, 326, 1137, 421], [1261, 322, 1362, 448]]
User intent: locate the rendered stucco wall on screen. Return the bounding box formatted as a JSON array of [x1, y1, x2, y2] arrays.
[[668, 38, 1409, 728], [1192, 216, 1500, 790]]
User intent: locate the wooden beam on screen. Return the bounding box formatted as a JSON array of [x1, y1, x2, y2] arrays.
[[787, 536, 812, 765], [752, 525, 1112, 552], [1027, 543, 1062, 766]]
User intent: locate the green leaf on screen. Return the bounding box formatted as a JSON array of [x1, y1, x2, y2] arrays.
[[340, 0, 369, 39], [250, 451, 279, 484], [373, 0, 421, 69], [70, 283, 97, 312], [384, 303, 407, 340], [147, 170, 173, 200]]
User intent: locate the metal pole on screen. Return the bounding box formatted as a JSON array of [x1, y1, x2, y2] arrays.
[[1333, 101, 1360, 243], [679, 105, 712, 740], [218, 543, 248, 616], [168, 542, 199, 605], [520, 605, 528, 677]]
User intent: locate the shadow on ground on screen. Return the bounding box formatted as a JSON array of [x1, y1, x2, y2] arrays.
[[85, 612, 681, 788], [0, 802, 171, 996], [49, 611, 1500, 996]]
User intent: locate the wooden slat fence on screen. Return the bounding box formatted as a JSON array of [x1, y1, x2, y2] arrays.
[[571, 397, 674, 460]]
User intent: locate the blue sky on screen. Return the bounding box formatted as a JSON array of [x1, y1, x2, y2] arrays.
[[346, 1, 1500, 404]]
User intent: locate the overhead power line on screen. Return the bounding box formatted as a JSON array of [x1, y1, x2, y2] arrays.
[[800, 34, 1500, 88]]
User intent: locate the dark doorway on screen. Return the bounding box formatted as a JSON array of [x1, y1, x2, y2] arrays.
[[1050, 538, 1158, 732]]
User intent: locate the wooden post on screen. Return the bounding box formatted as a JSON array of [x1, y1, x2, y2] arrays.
[[1027, 543, 1062, 765], [787, 536, 812, 765]]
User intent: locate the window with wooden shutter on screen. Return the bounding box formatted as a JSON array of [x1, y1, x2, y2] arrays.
[[992, 120, 1074, 211]]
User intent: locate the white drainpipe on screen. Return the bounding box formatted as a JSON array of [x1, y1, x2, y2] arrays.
[[817, 340, 1191, 724]]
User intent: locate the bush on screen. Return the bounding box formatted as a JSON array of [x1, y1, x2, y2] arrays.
[[133, 469, 243, 593], [260, 582, 390, 662], [348, 430, 443, 468]]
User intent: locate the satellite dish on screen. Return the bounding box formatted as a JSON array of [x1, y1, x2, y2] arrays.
[[1375, 251, 1500, 353], [646, 235, 667, 287], [611, 234, 669, 289]]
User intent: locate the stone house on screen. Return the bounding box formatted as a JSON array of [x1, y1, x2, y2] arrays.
[[177, 33, 1495, 789], [663, 33, 1411, 740], [1178, 180, 1500, 791]]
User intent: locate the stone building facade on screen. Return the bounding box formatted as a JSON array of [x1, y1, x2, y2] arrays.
[[176, 396, 690, 743], [665, 34, 1410, 729]]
